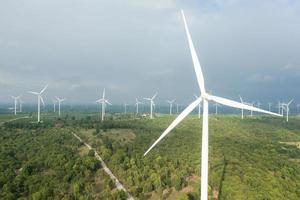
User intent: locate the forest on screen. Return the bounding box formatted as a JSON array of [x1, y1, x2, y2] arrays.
[[1, 113, 300, 199]]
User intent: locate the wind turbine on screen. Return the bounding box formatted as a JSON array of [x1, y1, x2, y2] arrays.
[[96, 88, 112, 121], [268, 102, 272, 112], [19, 99, 24, 113], [28, 84, 48, 122], [281, 99, 293, 122], [55, 97, 66, 117], [52, 99, 57, 112], [10, 95, 21, 115], [166, 99, 175, 115], [144, 93, 157, 119], [124, 103, 128, 114], [143, 11, 282, 200], [239, 95, 254, 117], [176, 103, 179, 114], [214, 103, 220, 115], [135, 98, 142, 114], [194, 94, 201, 118]]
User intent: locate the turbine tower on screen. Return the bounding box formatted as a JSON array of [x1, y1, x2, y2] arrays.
[[52, 99, 57, 112], [239, 95, 254, 118], [144, 93, 157, 119], [28, 84, 48, 122], [10, 95, 21, 115], [268, 102, 272, 112], [194, 94, 201, 118], [135, 98, 142, 114], [124, 103, 128, 114], [214, 103, 220, 115], [55, 97, 66, 117], [96, 88, 112, 121], [281, 99, 293, 122], [166, 99, 175, 115], [19, 99, 24, 113], [143, 11, 282, 200]]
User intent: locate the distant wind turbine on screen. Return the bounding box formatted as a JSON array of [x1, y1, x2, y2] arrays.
[[166, 99, 175, 115], [143, 11, 282, 200], [52, 99, 57, 112], [268, 102, 272, 112], [194, 94, 201, 118], [96, 88, 112, 121], [176, 103, 179, 114], [124, 103, 128, 114], [10, 95, 21, 115], [144, 93, 157, 119], [55, 97, 66, 117], [214, 103, 220, 115], [281, 99, 293, 122], [239, 95, 254, 118], [19, 99, 24, 113], [135, 98, 142, 114], [28, 84, 48, 122]]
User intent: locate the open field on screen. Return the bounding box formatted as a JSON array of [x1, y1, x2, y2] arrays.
[[1, 113, 300, 199]]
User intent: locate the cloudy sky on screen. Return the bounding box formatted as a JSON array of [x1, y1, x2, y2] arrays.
[[1, 0, 300, 105]]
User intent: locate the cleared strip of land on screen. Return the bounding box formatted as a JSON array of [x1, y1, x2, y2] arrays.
[[72, 133, 134, 200]]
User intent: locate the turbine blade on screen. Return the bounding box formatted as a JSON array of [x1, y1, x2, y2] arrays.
[[40, 96, 45, 107], [210, 95, 282, 117], [152, 92, 157, 100], [288, 99, 294, 105], [105, 100, 112, 105], [181, 10, 206, 94], [144, 97, 202, 156], [40, 84, 48, 94], [28, 91, 39, 95], [239, 95, 243, 103], [144, 98, 151, 101]]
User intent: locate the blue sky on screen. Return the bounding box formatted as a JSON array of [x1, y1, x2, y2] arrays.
[[0, 0, 299, 106]]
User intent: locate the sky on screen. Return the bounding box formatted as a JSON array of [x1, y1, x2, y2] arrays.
[[1, 0, 300, 106]]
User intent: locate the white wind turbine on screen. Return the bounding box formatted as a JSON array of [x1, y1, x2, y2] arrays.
[[19, 99, 24, 113], [55, 97, 66, 117], [10, 95, 22, 115], [176, 103, 179, 114], [144, 93, 157, 119], [96, 88, 112, 121], [143, 11, 282, 200], [214, 103, 220, 115], [52, 99, 57, 112], [268, 102, 272, 112], [135, 98, 142, 114], [281, 99, 293, 122], [239, 95, 254, 118], [166, 99, 175, 115], [124, 103, 128, 114], [28, 84, 48, 122], [194, 94, 201, 118]]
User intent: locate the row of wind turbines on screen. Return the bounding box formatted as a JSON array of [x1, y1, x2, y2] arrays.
[[9, 85, 295, 123], [10, 85, 65, 122]]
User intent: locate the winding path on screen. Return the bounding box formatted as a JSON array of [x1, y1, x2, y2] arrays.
[[72, 133, 134, 200], [0, 116, 30, 125]]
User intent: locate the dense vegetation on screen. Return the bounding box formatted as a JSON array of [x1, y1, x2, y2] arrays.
[[0, 117, 125, 200], [1, 113, 300, 199]]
